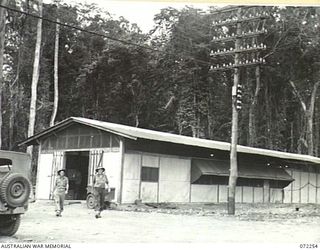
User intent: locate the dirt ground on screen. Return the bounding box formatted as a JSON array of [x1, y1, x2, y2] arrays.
[[1, 201, 320, 243]]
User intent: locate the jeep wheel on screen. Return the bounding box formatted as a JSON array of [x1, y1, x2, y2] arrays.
[[0, 173, 31, 208], [0, 215, 21, 236], [86, 193, 95, 209]]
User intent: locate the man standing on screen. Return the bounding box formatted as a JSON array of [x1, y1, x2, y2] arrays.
[[53, 169, 69, 217], [93, 166, 110, 218]]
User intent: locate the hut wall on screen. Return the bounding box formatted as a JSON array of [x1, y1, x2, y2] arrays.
[[102, 151, 122, 202], [121, 152, 191, 203], [190, 185, 219, 203], [122, 153, 141, 203], [284, 169, 320, 204], [253, 187, 263, 203], [270, 188, 283, 203], [36, 153, 54, 199], [158, 157, 191, 202]]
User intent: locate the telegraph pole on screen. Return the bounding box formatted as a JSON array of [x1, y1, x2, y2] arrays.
[[210, 6, 268, 215], [228, 8, 242, 215]]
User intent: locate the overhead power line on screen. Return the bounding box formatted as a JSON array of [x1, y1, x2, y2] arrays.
[[0, 3, 213, 66], [0, 3, 159, 52]]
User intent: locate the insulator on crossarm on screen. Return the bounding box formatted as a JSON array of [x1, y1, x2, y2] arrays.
[[217, 49, 220, 53], [264, 44, 267, 49], [253, 44, 256, 48], [247, 44, 250, 48], [260, 43, 264, 48], [230, 47, 233, 51], [224, 48, 226, 52], [210, 65, 214, 70], [259, 58, 263, 62], [210, 50, 214, 56]]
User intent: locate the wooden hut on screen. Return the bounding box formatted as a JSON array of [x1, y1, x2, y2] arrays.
[[20, 117, 320, 204]]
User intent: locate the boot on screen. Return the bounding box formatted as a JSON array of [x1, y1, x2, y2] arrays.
[[95, 211, 101, 219]]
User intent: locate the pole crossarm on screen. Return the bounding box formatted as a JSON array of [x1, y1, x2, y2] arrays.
[[210, 60, 265, 71], [211, 29, 267, 43], [212, 15, 268, 27], [210, 45, 266, 56]]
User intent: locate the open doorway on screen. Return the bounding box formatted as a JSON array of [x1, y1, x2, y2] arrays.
[[65, 151, 89, 200]]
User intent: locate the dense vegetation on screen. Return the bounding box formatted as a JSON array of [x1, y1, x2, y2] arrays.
[[1, 1, 320, 158]]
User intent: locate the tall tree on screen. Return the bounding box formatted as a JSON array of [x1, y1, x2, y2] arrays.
[[50, 1, 60, 127], [0, 0, 7, 149], [27, 0, 43, 155]]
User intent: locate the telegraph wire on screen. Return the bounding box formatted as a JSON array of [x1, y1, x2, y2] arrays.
[[0, 3, 213, 67], [0, 3, 159, 52]]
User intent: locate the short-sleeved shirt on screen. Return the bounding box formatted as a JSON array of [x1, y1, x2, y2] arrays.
[[93, 174, 109, 188], [55, 176, 69, 193]]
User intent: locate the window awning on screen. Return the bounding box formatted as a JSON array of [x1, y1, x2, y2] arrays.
[[191, 159, 294, 183]]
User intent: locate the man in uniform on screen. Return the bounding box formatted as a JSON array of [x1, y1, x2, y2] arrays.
[[93, 166, 110, 218], [53, 169, 69, 217]]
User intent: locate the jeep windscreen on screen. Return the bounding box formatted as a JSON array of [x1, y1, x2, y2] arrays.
[[0, 151, 31, 178], [0, 158, 12, 173]]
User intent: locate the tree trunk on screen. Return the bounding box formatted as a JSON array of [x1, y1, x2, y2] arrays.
[[315, 108, 319, 157], [306, 81, 320, 156], [0, 0, 7, 149], [265, 81, 273, 149], [49, 18, 59, 127], [289, 80, 319, 156], [248, 66, 261, 147], [27, 0, 43, 156]]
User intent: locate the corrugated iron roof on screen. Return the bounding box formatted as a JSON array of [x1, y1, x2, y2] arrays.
[[19, 117, 320, 164]]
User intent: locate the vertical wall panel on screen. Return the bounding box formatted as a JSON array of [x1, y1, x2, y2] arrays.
[[103, 151, 122, 202], [159, 157, 191, 202], [292, 171, 301, 203], [122, 153, 141, 203], [36, 153, 53, 199], [190, 185, 218, 203], [309, 173, 317, 204], [142, 155, 159, 168], [218, 185, 228, 202], [235, 186, 242, 203], [253, 187, 263, 203], [140, 182, 158, 202], [283, 181, 293, 204], [159, 157, 190, 181], [270, 188, 283, 203], [300, 172, 309, 203], [242, 186, 254, 203], [284, 169, 293, 203]]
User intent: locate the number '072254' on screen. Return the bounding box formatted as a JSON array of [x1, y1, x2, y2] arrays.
[[300, 244, 318, 248]]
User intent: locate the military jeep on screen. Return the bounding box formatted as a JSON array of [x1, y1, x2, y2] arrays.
[[0, 150, 32, 236]]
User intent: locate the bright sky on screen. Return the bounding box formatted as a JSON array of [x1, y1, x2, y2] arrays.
[[65, 0, 219, 32]]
